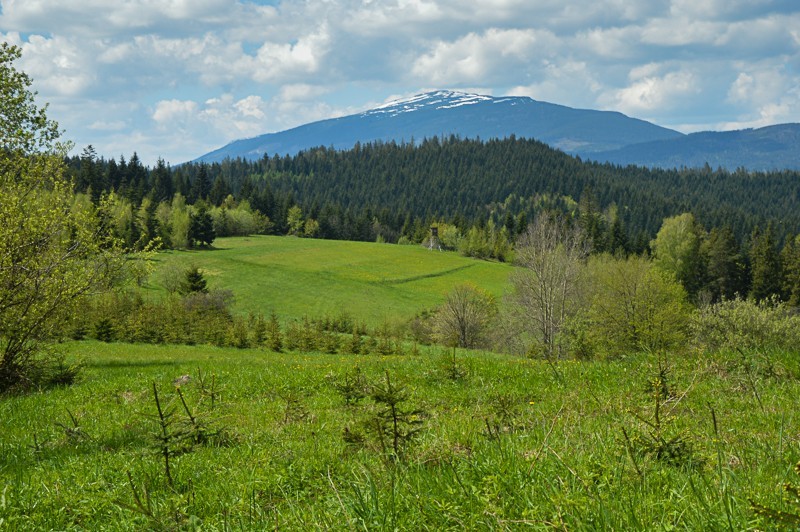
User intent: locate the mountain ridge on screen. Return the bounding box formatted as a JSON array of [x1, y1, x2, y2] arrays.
[[194, 90, 682, 163], [194, 90, 800, 171]]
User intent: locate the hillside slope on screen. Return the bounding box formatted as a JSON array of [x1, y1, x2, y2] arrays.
[[155, 235, 512, 325]]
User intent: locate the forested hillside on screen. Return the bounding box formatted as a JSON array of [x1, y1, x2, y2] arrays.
[[69, 136, 800, 247]]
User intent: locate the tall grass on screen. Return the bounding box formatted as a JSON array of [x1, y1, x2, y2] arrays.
[[1, 341, 798, 529]]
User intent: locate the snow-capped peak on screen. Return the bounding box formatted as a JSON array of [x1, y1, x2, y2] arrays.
[[364, 90, 495, 117]]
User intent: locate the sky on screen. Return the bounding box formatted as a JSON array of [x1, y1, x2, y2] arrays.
[[1, 0, 799, 165]]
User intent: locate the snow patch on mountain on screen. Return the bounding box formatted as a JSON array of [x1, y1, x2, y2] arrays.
[[364, 90, 497, 117]]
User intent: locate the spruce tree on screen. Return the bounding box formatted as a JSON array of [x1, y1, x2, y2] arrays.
[[749, 224, 781, 302], [188, 202, 215, 248]]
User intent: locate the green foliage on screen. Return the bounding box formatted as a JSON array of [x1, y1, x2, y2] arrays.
[[179, 266, 208, 295], [437, 347, 469, 381], [188, 202, 215, 248], [266, 312, 283, 352], [286, 205, 304, 236], [0, 43, 130, 393], [366, 371, 425, 460], [749, 224, 781, 302], [146, 382, 181, 487], [330, 366, 369, 406], [702, 225, 747, 302], [143, 381, 230, 488], [78, 289, 235, 347], [780, 234, 800, 305], [651, 213, 706, 298], [581, 254, 691, 356], [691, 296, 800, 352], [622, 362, 701, 470], [94, 318, 115, 343], [432, 283, 497, 349], [210, 198, 271, 237]]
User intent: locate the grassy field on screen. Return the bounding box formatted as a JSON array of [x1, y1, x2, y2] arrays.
[[148, 236, 512, 326], [2, 341, 799, 529]]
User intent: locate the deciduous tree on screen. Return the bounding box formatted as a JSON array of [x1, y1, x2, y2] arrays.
[[509, 214, 590, 357], [433, 284, 496, 349], [651, 213, 706, 299], [0, 44, 128, 391]]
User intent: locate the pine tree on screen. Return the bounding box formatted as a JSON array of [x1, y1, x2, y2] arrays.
[[749, 224, 781, 302], [781, 234, 800, 306], [188, 202, 215, 248], [79, 145, 103, 204], [179, 266, 208, 295], [209, 175, 231, 206], [152, 157, 173, 203], [702, 226, 746, 301], [191, 164, 211, 203]]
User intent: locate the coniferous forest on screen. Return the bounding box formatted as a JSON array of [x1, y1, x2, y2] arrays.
[[66, 135, 800, 303]]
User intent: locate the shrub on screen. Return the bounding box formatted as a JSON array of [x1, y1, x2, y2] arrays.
[[691, 296, 800, 352], [580, 254, 692, 357]]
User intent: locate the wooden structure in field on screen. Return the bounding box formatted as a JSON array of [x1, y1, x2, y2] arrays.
[[427, 226, 442, 251]]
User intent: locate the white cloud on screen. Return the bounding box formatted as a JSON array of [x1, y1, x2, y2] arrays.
[[602, 67, 699, 114], [152, 99, 199, 126], [720, 62, 800, 130], [1, 0, 798, 163], [508, 61, 602, 106], [88, 120, 128, 131], [250, 26, 332, 83], [234, 95, 267, 119], [641, 17, 723, 47], [412, 28, 556, 84], [13, 34, 94, 96]]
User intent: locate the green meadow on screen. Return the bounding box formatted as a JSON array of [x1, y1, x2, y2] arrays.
[[152, 236, 512, 325], [2, 341, 799, 529], [2, 237, 800, 530]]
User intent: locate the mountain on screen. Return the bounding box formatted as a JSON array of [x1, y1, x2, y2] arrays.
[[590, 123, 800, 171], [194, 90, 683, 163], [194, 90, 800, 171]]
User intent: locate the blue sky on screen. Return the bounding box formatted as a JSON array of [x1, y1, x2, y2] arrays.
[[1, 0, 798, 165]]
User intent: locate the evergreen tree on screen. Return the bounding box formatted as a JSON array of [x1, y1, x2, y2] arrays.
[[749, 224, 781, 302], [578, 186, 606, 253], [209, 175, 231, 206], [126, 152, 148, 204], [79, 145, 103, 203], [106, 157, 121, 192], [191, 164, 211, 202], [188, 202, 215, 248], [179, 266, 208, 295], [780, 234, 800, 305], [702, 226, 746, 301], [608, 214, 629, 256], [151, 157, 173, 203]]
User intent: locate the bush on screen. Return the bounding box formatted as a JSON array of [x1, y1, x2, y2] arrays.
[[691, 296, 800, 352], [566, 254, 692, 358]]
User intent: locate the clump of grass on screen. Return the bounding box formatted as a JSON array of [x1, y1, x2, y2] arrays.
[[751, 462, 800, 526]]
